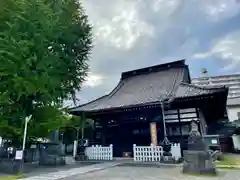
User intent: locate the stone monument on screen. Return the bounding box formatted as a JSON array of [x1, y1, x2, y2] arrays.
[[75, 139, 88, 161], [182, 120, 217, 175], [39, 142, 66, 166]]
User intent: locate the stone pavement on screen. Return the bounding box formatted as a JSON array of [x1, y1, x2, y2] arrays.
[[66, 166, 240, 180], [16, 157, 240, 180], [20, 162, 121, 180]]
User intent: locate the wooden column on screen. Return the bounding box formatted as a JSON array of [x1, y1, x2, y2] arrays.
[[93, 120, 96, 143], [81, 112, 86, 139], [150, 122, 157, 146], [101, 120, 107, 146], [197, 108, 207, 135], [177, 109, 182, 136]]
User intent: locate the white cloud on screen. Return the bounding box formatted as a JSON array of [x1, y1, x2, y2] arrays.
[[193, 52, 213, 59], [82, 73, 104, 88], [202, 0, 240, 22], [193, 31, 240, 71], [83, 0, 154, 50], [152, 0, 179, 14]]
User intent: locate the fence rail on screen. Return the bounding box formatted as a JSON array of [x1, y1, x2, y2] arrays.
[[133, 144, 163, 161], [85, 144, 113, 160], [170, 143, 181, 160], [133, 143, 181, 162]]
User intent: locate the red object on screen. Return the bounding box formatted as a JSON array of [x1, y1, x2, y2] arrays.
[[122, 152, 132, 157]]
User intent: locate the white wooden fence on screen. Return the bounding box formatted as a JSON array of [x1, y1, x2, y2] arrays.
[[170, 143, 181, 160], [84, 143, 181, 162], [85, 144, 113, 160], [133, 144, 163, 161], [133, 143, 181, 162]]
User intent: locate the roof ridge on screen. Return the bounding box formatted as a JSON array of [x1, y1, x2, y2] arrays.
[[109, 79, 125, 98], [180, 82, 226, 90], [192, 73, 240, 79], [69, 95, 108, 111], [71, 79, 125, 111], [168, 65, 185, 98], [121, 59, 186, 80]]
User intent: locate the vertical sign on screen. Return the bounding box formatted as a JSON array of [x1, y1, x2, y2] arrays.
[[73, 140, 78, 157], [150, 122, 157, 146]]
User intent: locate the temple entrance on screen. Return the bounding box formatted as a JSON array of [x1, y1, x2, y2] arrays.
[[106, 121, 151, 157]]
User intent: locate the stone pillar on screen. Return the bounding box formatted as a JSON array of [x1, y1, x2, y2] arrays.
[[150, 122, 157, 146], [182, 120, 216, 175]]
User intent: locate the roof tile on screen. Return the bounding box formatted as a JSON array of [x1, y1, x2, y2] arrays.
[[71, 60, 227, 112], [174, 83, 225, 98], [72, 66, 184, 112]]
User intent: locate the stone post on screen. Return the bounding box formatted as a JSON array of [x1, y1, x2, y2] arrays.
[[182, 120, 216, 175]]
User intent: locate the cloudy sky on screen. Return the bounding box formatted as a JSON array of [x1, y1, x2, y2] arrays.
[[65, 0, 240, 107]]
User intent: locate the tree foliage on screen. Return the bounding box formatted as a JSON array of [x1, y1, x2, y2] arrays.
[[60, 114, 94, 144], [0, 0, 92, 140], [61, 114, 93, 134]]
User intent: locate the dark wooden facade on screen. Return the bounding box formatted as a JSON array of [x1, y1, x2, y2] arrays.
[[71, 60, 228, 157]]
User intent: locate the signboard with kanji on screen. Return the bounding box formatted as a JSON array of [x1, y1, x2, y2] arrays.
[[15, 150, 23, 160]]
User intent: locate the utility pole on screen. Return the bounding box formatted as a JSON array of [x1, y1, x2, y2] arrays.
[[22, 115, 32, 152], [18, 115, 32, 173]]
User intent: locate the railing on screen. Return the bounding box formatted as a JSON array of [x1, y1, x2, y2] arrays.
[[133, 143, 181, 162], [133, 144, 163, 161], [85, 144, 113, 160], [170, 143, 181, 160]]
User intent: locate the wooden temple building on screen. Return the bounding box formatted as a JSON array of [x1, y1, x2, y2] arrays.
[[71, 60, 228, 157]]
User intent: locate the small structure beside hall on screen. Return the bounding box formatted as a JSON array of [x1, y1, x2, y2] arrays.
[[70, 60, 228, 161], [192, 72, 240, 152]]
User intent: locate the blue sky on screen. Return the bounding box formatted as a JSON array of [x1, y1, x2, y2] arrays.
[[65, 0, 240, 107]]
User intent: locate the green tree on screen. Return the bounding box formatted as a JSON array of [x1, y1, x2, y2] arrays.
[[61, 114, 94, 140], [0, 0, 92, 142]]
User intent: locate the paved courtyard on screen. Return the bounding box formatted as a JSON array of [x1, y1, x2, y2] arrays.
[[66, 166, 240, 180]]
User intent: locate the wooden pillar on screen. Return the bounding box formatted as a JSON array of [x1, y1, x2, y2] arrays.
[[81, 112, 86, 139], [177, 109, 182, 136], [101, 120, 107, 146], [197, 108, 207, 135], [150, 122, 157, 146], [93, 120, 96, 143]]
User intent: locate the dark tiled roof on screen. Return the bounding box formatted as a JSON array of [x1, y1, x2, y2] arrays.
[[174, 83, 226, 99], [72, 67, 185, 112], [71, 60, 227, 113]]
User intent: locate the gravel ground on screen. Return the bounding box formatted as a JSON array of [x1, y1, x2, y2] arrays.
[[66, 165, 240, 180]]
